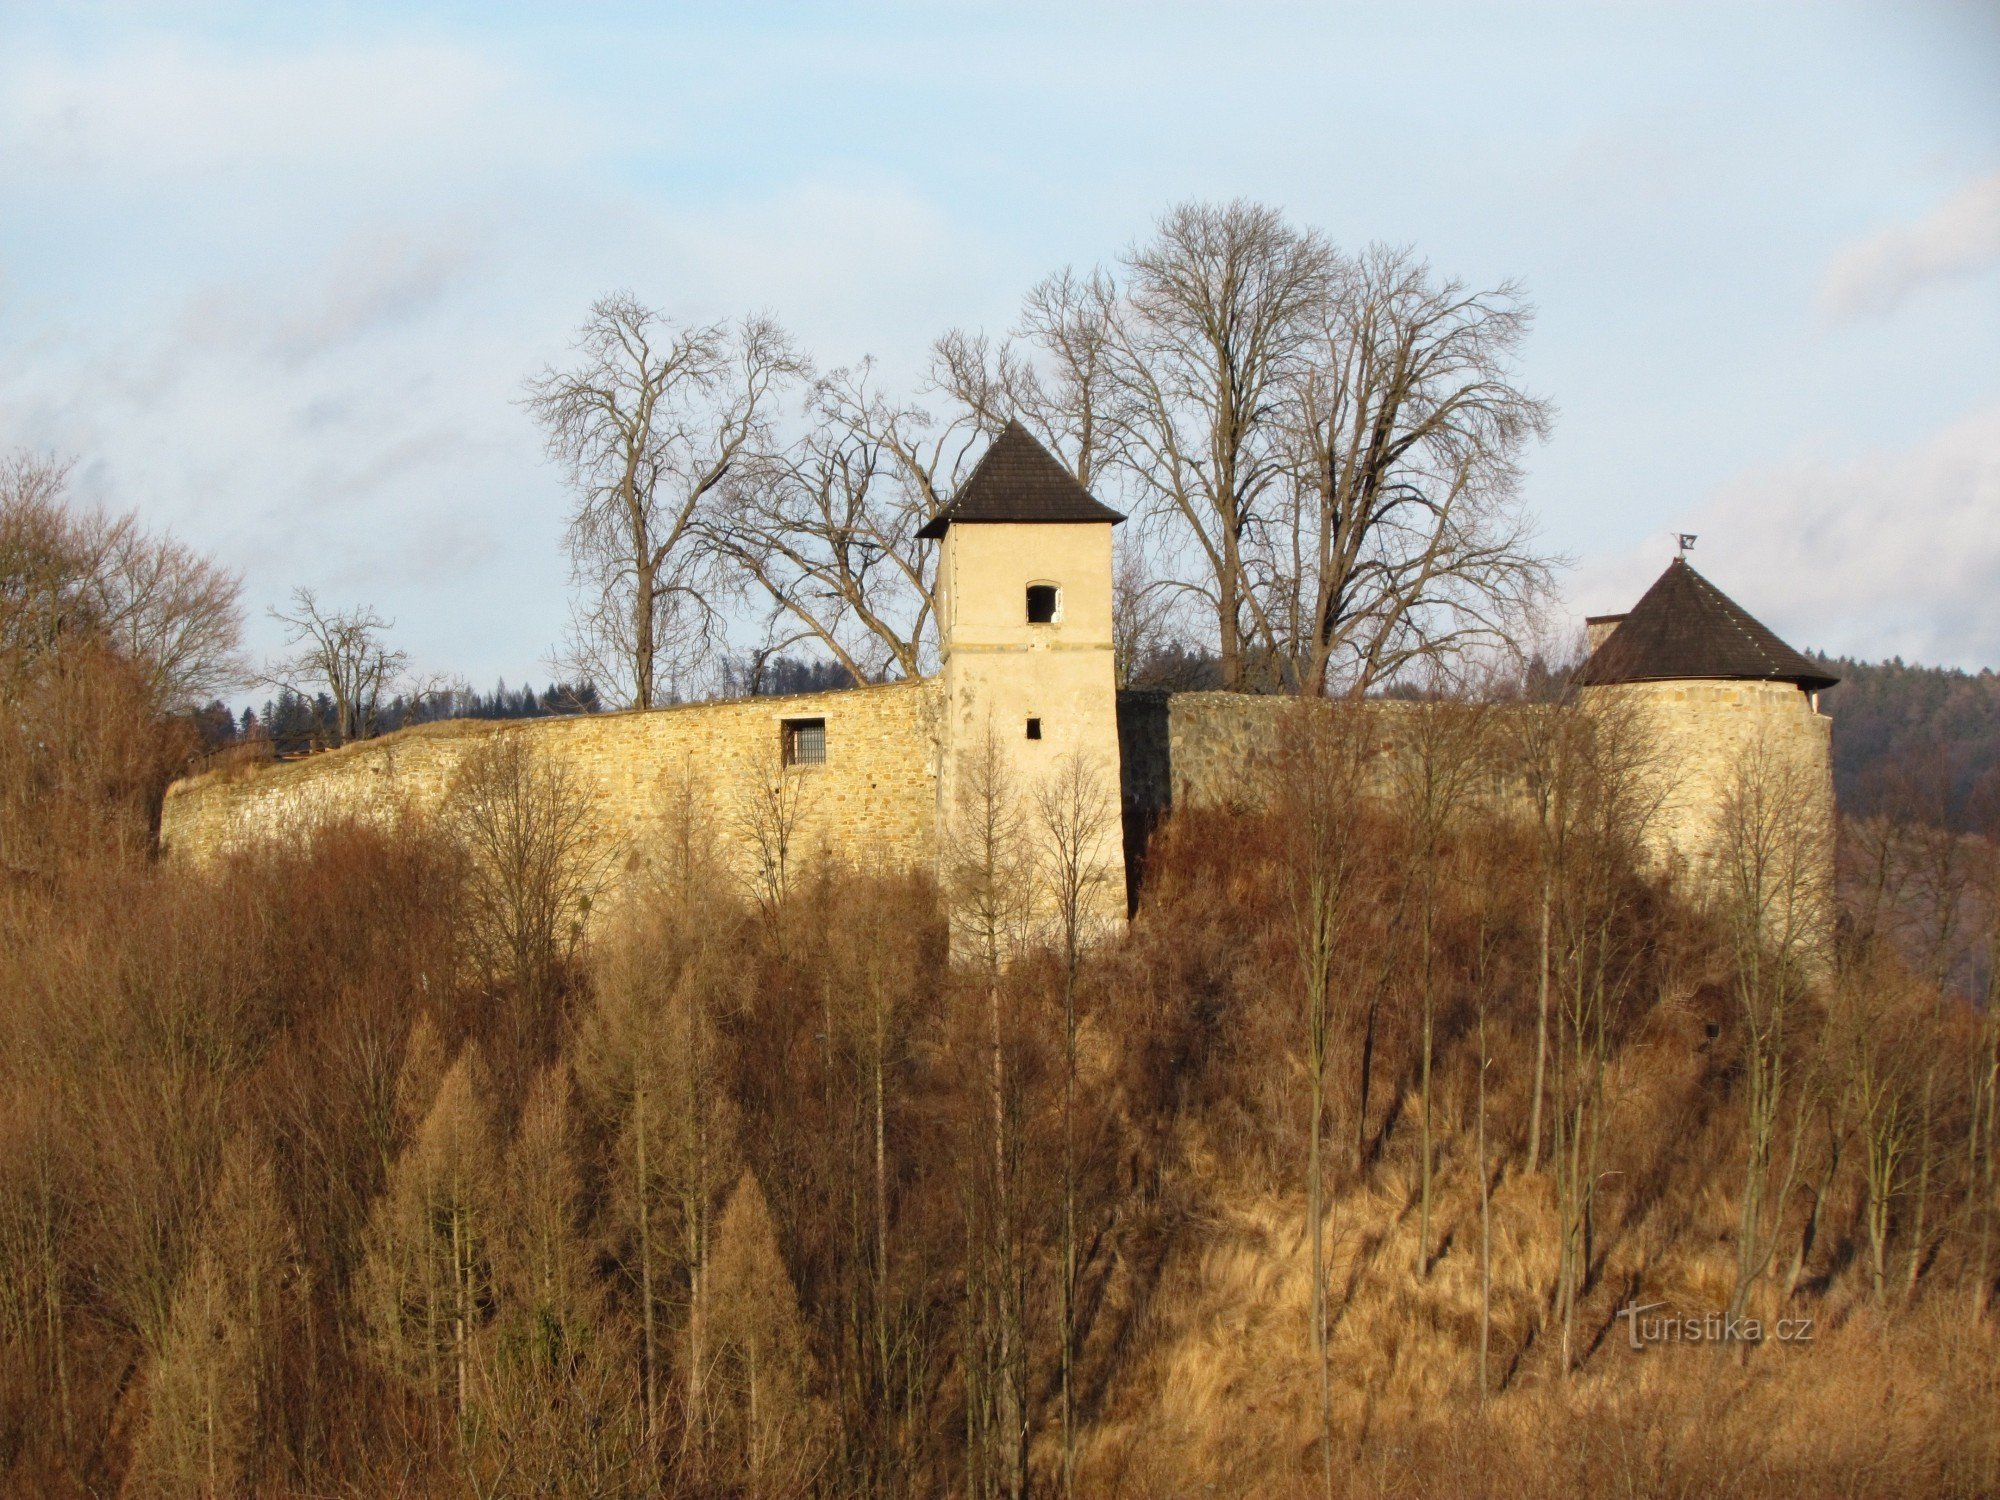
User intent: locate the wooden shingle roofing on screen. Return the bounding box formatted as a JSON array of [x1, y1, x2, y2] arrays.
[[1577, 558, 1839, 693], [915, 421, 1126, 539]]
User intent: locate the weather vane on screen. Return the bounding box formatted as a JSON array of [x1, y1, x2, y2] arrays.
[[1677, 533, 1697, 557]]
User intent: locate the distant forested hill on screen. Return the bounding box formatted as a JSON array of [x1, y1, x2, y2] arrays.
[[1815, 655, 2000, 829]]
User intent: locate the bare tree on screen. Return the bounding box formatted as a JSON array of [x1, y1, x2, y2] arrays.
[[1271, 700, 1372, 1500], [732, 741, 819, 916], [932, 208, 1553, 698], [1110, 537, 1188, 689], [1543, 692, 1663, 1371], [445, 733, 611, 1008], [944, 725, 1032, 1499], [1714, 731, 1834, 1321], [1387, 688, 1492, 1278], [1, 452, 244, 709], [712, 369, 944, 683], [261, 588, 407, 746], [1829, 964, 1922, 1302], [932, 266, 1120, 490], [1103, 202, 1332, 690], [524, 294, 803, 708], [1032, 752, 1117, 1497], [88, 520, 245, 709], [1518, 690, 1594, 1173], [1269, 247, 1556, 696]]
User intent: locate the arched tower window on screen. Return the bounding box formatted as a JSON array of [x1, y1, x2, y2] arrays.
[[1026, 584, 1059, 624]]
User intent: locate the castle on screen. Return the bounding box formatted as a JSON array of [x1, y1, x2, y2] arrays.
[[160, 424, 1838, 924]]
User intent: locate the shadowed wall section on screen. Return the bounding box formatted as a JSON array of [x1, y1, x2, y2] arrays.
[[1116, 685, 1836, 910]]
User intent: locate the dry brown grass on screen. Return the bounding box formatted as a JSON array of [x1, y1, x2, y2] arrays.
[[1076, 1162, 2000, 1498]]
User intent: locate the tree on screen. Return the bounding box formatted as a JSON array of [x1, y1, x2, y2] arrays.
[[712, 366, 949, 683], [943, 725, 1032, 1499], [1518, 688, 1594, 1173], [933, 207, 1553, 697], [474, 1063, 646, 1494], [1031, 752, 1118, 1496], [88, 516, 245, 710], [580, 893, 741, 1462], [706, 1170, 823, 1495], [357, 1049, 498, 1438], [262, 588, 407, 747], [1830, 965, 1923, 1302], [445, 733, 611, 1015], [732, 738, 819, 917], [1102, 202, 1332, 690], [524, 294, 804, 708], [1387, 688, 1492, 1278], [1, 453, 241, 875], [129, 1136, 300, 1498], [932, 266, 1120, 492], [0, 452, 244, 709], [1269, 247, 1555, 696], [1713, 731, 1834, 1321], [1271, 699, 1372, 1499]]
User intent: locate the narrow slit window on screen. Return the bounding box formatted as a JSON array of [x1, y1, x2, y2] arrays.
[[1026, 717, 1043, 741], [782, 717, 826, 767], [1026, 584, 1059, 624]]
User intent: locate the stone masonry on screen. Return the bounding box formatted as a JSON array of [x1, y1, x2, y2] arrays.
[[162, 679, 943, 900]]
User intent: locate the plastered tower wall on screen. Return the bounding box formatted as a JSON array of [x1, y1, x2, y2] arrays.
[[935, 520, 1127, 926], [161, 679, 943, 902]]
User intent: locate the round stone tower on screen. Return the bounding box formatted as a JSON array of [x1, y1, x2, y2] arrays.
[[1576, 556, 1840, 897]]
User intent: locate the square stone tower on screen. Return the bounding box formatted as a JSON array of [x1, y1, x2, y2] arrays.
[[919, 421, 1129, 936]]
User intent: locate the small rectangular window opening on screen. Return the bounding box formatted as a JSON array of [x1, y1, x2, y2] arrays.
[[1026, 584, 1058, 624], [1026, 717, 1043, 741], [782, 717, 827, 767]]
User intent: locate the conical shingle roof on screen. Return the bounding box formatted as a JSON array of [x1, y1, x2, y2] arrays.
[[915, 421, 1125, 538], [1577, 558, 1838, 693]]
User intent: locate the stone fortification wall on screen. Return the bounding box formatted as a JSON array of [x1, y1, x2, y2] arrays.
[[1118, 690, 1437, 819], [166, 676, 1832, 921], [161, 679, 943, 896], [1118, 683, 1835, 894]]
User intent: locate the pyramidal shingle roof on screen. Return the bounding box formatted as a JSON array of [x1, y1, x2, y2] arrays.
[[915, 421, 1126, 539], [1577, 557, 1838, 693]]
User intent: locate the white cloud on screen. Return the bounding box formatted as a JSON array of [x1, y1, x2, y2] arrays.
[[176, 226, 479, 367], [0, 39, 573, 188], [1818, 168, 2000, 323], [1571, 401, 2000, 670], [0, 166, 990, 691]]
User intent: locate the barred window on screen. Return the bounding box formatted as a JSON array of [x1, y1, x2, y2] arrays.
[[782, 717, 826, 767]]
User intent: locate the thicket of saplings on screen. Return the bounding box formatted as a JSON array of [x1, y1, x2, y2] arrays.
[[4, 502, 1999, 1499]]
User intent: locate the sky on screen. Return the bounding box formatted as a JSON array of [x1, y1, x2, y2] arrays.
[[3, 0, 1998, 693]]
